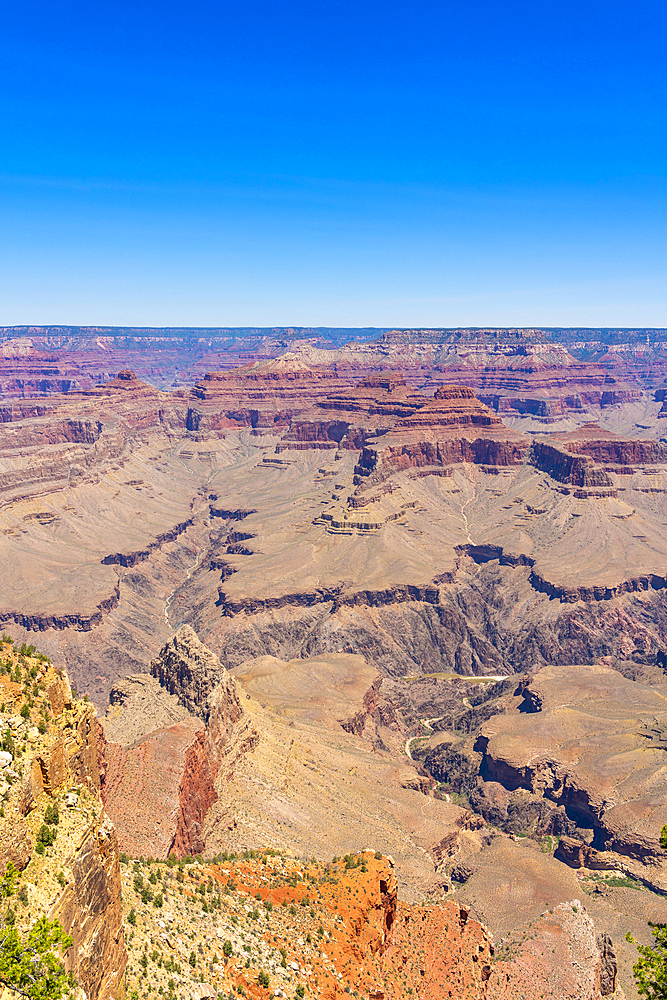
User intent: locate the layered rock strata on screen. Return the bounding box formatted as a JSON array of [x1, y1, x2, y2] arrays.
[[4, 367, 667, 706], [99, 628, 242, 858], [0, 640, 126, 1000], [413, 661, 667, 895]]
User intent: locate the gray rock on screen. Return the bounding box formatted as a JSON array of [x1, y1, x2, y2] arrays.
[[596, 931, 617, 996]]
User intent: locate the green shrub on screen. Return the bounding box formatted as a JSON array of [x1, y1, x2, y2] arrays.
[[38, 825, 56, 847], [628, 922, 667, 999], [1, 863, 17, 898], [44, 804, 59, 826], [0, 917, 74, 1000]]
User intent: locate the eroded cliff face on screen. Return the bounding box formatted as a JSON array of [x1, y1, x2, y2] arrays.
[[485, 900, 608, 1000], [531, 440, 614, 488], [0, 641, 126, 1000], [56, 816, 125, 1000], [98, 632, 243, 859], [99, 715, 217, 859], [473, 663, 667, 888], [150, 624, 242, 734]]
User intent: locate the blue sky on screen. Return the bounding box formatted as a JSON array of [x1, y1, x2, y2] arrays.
[[1, 0, 666, 327]]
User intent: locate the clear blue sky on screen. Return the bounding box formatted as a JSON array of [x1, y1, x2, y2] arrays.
[[1, 1, 666, 327]]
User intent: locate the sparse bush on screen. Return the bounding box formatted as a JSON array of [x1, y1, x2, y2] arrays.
[[44, 803, 59, 826], [1, 863, 17, 898], [628, 921, 667, 999], [0, 916, 74, 1000], [38, 824, 56, 847]]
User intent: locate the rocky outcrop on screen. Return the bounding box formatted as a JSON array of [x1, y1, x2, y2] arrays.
[[486, 900, 608, 1000], [216, 581, 444, 616], [100, 714, 218, 859], [56, 817, 126, 1000], [528, 567, 667, 603], [276, 418, 351, 450], [379, 901, 494, 999], [0, 648, 126, 1000], [353, 436, 527, 488], [396, 383, 504, 429], [150, 624, 242, 734], [379, 895, 611, 1000], [101, 518, 194, 567], [596, 932, 618, 996], [565, 437, 667, 465], [474, 663, 667, 887], [99, 669, 224, 859], [0, 580, 120, 632], [99, 631, 243, 859], [531, 441, 614, 487]]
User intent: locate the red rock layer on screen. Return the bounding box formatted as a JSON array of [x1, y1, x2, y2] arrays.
[[379, 901, 493, 999], [100, 719, 218, 858]]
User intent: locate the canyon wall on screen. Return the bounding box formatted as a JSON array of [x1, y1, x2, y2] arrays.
[[99, 628, 243, 859], [0, 646, 126, 1000]]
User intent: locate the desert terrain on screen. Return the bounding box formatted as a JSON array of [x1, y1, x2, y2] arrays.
[[4, 326, 667, 998]]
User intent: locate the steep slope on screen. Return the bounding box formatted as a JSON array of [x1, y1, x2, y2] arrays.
[[99, 628, 241, 859], [119, 851, 613, 1000], [0, 636, 126, 1000]]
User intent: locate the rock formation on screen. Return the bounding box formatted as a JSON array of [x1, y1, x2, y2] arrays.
[[475, 663, 667, 887], [2, 351, 667, 706], [99, 629, 242, 859], [149, 624, 241, 733], [0, 638, 126, 1000]]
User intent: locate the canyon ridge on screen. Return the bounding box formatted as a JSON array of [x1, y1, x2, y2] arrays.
[[4, 326, 667, 999]]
